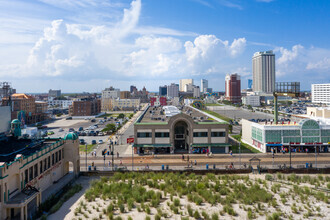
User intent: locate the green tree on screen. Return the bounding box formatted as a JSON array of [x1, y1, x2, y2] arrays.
[[102, 123, 116, 133], [118, 113, 125, 119]]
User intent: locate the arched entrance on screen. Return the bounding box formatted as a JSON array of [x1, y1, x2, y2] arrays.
[[173, 120, 189, 152]]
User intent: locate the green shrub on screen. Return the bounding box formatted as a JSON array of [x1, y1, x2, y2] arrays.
[[174, 198, 180, 206], [265, 174, 273, 181], [119, 204, 125, 213], [187, 205, 193, 217], [202, 211, 209, 220], [267, 212, 281, 220], [145, 216, 151, 220], [146, 206, 151, 214], [193, 210, 200, 219], [223, 205, 236, 216], [128, 216, 133, 220], [155, 214, 161, 220], [211, 213, 219, 220]]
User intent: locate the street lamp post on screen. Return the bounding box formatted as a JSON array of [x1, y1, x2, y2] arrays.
[[314, 142, 317, 169], [289, 142, 292, 169], [239, 142, 241, 169]]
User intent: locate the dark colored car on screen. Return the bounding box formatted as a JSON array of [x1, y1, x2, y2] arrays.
[[79, 139, 85, 144], [79, 127, 83, 131], [92, 140, 97, 145], [66, 117, 72, 120]]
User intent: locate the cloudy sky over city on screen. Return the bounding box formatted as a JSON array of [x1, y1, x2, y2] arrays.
[[0, 0, 329, 93]]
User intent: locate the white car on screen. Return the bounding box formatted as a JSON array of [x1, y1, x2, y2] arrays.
[[58, 128, 64, 132], [98, 132, 104, 136], [98, 140, 103, 144]]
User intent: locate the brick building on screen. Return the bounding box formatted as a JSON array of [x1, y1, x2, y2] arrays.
[[69, 99, 101, 116], [225, 73, 241, 103], [2, 94, 48, 125]]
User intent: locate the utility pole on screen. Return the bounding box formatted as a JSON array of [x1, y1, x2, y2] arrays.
[[85, 144, 87, 171], [112, 143, 114, 171]]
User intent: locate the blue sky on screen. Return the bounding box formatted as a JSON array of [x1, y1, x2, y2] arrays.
[[0, 0, 329, 92]]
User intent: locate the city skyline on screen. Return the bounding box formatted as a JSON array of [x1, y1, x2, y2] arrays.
[[0, 0, 329, 92]]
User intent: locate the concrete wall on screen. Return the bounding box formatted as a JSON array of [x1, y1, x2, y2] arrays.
[[241, 119, 253, 146], [0, 106, 10, 134]]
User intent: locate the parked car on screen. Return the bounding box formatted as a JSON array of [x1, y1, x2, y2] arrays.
[[58, 128, 64, 132], [98, 140, 103, 144], [79, 139, 85, 144], [22, 134, 30, 139], [69, 128, 74, 132], [79, 127, 84, 131], [66, 117, 72, 120], [91, 119, 96, 122], [47, 131, 54, 135], [91, 140, 97, 145], [98, 132, 104, 136]]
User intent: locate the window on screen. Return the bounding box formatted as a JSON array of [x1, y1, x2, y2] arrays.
[[55, 152, 58, 163], [29, 167, 33, 181], [48, 156, 51, 168], [44, 159, 47, 171], [24, 169, 28, 184], [137, 132, 152, 138], [34, 164, 38, 178], [155, 132, 169, 138], [59, 150, 62, 160], [40, 161, 43, 174], [52, 154, 55, 165], [193, 132, 208, 137], [211, 132, 226, 137]]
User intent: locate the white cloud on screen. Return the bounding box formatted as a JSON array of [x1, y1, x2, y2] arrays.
[[0, 0, 247, 84], [275, 45, 330, 82], [306, 57, 330, 70]]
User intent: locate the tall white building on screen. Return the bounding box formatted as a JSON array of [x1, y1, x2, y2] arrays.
[[180, 79, 194, 92], [201, 79, 208, 93], [167, 83, 179, 98], [312, 83, 330, 104], [252, 51, 275, 94]]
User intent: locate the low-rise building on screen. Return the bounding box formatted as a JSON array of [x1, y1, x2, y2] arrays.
[[150, 97, 166, 107], [69, 98, 101, 116], [2, 94, 48, 125], [242, 118, 330, 153], [120, 91, 131, 99], [134, 105, 229, 154], [307, 107, 330, 119], [104, 98, 140, 111], [242, 95, 260, 107]]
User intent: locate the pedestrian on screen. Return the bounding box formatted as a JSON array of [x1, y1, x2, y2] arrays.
[[117, 152, 119, 158], [182, 154, 184, 161], [108, 161, 111, 167], [187, 155, 189, 162], [92, 161, 94, 167], [230, 150, 232, 156], [194, 160, 197, 166], [120, 160, 122, 165], [191, 160, 193, 167]]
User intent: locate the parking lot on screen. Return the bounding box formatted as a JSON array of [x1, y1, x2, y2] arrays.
[[39, 115, 129, 146]]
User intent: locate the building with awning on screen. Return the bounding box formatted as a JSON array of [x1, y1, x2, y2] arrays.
[[134, 105, 229, 154], [242, 118, 330, 153]]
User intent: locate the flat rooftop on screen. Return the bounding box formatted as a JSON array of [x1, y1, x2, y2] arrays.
[[0, 137, 57, 164], [139, 105, 219, 124]]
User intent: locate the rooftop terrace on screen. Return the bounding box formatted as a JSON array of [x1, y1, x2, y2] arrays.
[[139, 105, 222, 124], [0, 137, 57, 164]]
